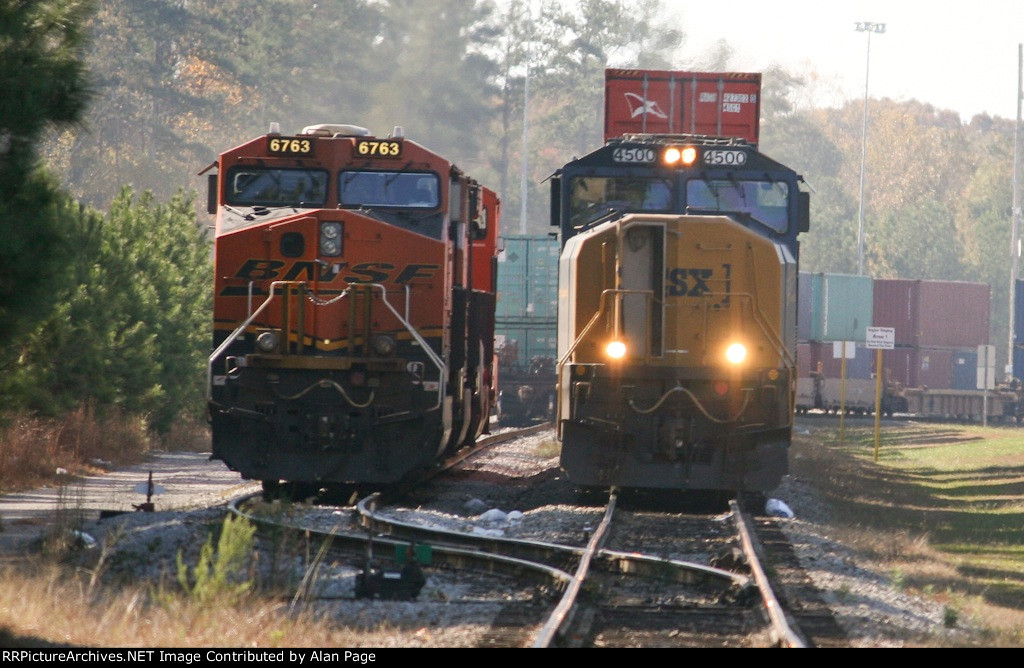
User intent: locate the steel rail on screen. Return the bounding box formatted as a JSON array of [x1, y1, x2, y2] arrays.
[[228, 492, 573, 589], [358, 486, 749, 590], [530, 488, 618, 647], [729, 499, 807, 648]]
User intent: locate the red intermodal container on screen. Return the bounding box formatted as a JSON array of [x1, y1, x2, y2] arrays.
[[604, 69, 761, 144], [872, 279, 919, 346], [917, 280, 989, 348], [873, 279, 990, 348], [916, 347, 954, 390], [797, 342, 818, 377], [877, 347, 917, 389]]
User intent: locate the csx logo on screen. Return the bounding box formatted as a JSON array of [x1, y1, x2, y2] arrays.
[[219, 259, 439, 296], [668, 265, 731, 300]]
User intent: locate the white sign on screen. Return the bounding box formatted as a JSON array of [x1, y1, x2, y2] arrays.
[[977, 344, 995, 390], [832, 341, 855, 359], [865, 327, 895, 349]]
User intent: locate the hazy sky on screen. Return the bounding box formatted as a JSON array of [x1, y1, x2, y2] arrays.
[[670, 0, 1024, 122]]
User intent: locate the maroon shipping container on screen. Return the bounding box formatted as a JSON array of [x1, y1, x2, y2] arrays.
[[874, 346, 956, 390], [872, 279, 918, 346], [876, 347, 917, 389], [873, 279, 989, 348], [917, 281, 989, 348], [797, 342, 819, 377], [604, 69, 761, 144], [916, 347, 954, 390]]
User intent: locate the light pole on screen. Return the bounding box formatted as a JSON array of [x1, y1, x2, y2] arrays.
[[855, 21, 885, 276], [1009, 44, 1022, 380]]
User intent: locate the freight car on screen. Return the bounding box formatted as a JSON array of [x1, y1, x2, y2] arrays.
[[796, 274, 1024, 423], [552, 69, 810, 493], [494, 234, 558, 426], [206, 123, 500, 492]]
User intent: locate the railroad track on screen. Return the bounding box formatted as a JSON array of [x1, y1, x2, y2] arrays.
[[234, 494, 823, 646], [223, 425, 848, 647]]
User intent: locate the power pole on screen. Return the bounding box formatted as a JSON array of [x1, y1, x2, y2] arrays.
[[1009, 44, 1022, 380]]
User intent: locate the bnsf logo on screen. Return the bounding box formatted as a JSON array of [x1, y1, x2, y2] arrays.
[[668, 264, 731, 304], [219, 259, 439, 295]]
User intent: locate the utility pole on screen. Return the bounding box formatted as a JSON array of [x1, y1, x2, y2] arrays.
[[519, 8, 532, 235], [1009, 44, 1022, 379], [855, 21, 885, 276]]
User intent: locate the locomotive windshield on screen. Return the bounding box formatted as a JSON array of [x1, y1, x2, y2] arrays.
[[226, 167, 328, 207], [340, 171, 439, 209], [569, 176, 672, 229], [686, 179, 790, 233]]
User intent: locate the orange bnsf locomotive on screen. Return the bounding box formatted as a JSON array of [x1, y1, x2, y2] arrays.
[[552, 70, 810, 493], [206, 123, 499, 492]]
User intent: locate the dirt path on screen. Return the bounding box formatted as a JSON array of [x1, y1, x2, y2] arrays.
[[0, 452, 259, 556]]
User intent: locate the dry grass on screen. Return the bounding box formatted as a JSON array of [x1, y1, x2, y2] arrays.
[[0, 561, 407, 648], [0, 407, 209, 495], [156, 420, 211, 453]]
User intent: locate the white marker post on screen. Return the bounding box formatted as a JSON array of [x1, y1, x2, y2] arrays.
[[866, 327, 895, 462], [834, 341, 855, 443], [978, 344, 996, 427]]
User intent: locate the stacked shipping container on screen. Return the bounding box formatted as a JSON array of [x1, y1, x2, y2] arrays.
[[871, 279, 990, 391], [796, 273, 992, 409], [495, 234, 560, 363]]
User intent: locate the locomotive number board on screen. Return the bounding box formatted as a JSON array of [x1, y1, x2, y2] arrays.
[[355, 139, 404, 158], [267, 137, 315, 156], [703, 149, 747, 166]]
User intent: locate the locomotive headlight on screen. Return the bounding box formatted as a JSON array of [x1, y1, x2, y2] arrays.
[[725, 342, 748, 365], [320, 222, 342, 256], [663, 146, 698, 166], [370, 333, 396, 356], [606, 340, 627, 359], [256, 330, 281, 353]]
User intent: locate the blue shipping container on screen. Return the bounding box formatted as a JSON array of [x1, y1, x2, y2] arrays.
[[952, 350, 978, 391]]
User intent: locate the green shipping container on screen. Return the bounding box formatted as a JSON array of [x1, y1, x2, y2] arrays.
[[800, 272, 823, 341], [496, 235, 560, 320], [495, 322, 558, 370], [820, 273, 873, 342]]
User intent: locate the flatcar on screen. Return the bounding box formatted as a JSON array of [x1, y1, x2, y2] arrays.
[[205, 123, 499, 492], [551, 69, 810, 493]]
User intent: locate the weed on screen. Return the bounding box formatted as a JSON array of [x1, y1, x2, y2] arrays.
[[87, 525, 126, 594], [176, 514, 256, 606], [890, 569, 906, 591], [944, 606, 959, 628], [835, 583, 852, 602], [532, 437, 560, 459], [246, 499, 303, 594], [290, 525, 339, 612]]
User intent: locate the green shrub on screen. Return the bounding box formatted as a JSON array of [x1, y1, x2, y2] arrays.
[[176, 515, 256, 606]]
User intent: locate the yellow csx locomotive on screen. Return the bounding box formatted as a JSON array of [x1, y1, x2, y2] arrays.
[[551, 135, 810, 493]]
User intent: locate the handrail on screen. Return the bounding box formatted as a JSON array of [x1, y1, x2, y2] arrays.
[[208, 280, 447, 411], [362, 282, 445, 410], [555, 288, 650, 431], [207, 280, 311, 402]]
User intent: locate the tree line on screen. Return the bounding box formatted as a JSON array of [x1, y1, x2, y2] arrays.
[[1, 0, 1020, 437]]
